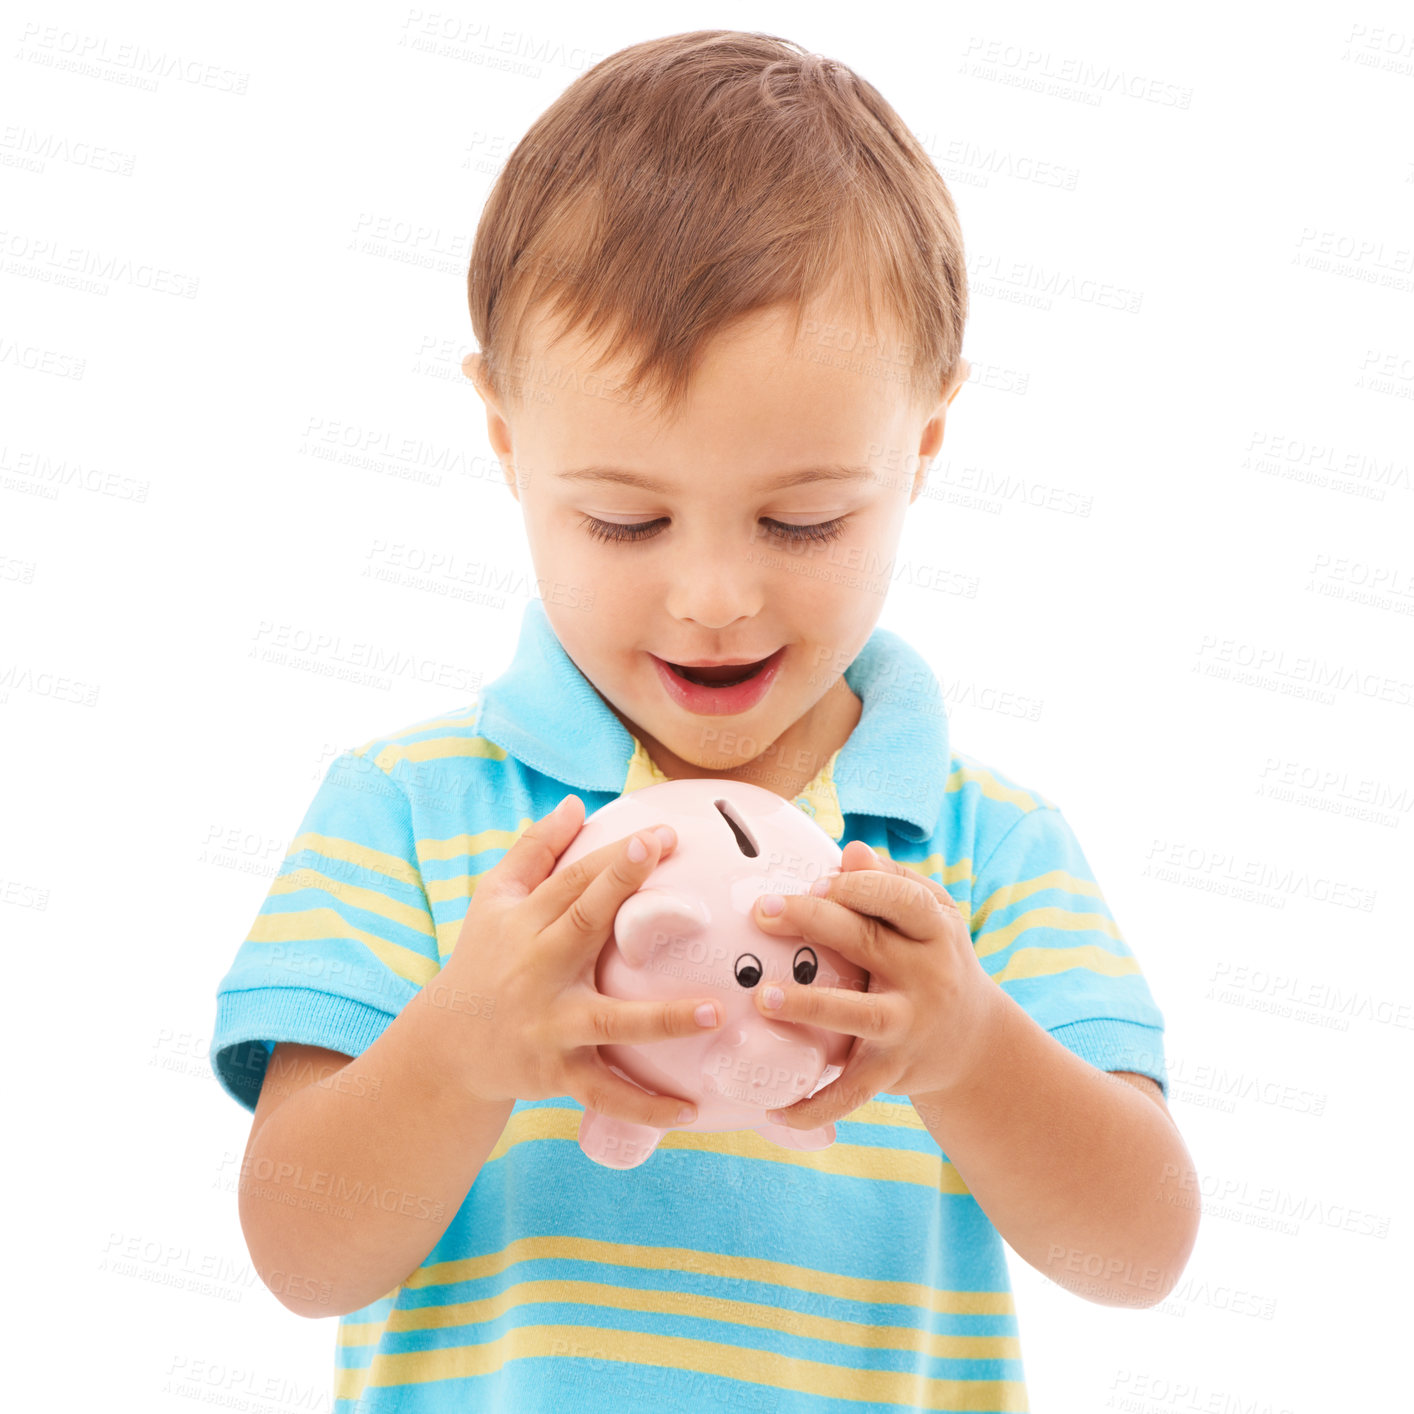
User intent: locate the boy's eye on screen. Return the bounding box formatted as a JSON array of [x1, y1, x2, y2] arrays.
[[578, 515, 849, 546]]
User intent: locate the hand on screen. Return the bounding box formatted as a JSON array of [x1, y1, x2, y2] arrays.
[[427, 794, 724, 1127], [749, 839, 1002, 1129]]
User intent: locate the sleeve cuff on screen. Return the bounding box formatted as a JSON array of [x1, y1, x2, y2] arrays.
[[1048, 1017, 1169, 1099], [211, 986, 399, 1114]]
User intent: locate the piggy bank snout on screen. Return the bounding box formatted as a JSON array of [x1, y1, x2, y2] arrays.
[[699, 1020, 829, 1109]]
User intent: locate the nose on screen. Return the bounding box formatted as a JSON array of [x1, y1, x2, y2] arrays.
[[663, 531, 766, 628]]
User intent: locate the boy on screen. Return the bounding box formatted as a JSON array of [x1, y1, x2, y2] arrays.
[[212, 29, 1198, 1413]]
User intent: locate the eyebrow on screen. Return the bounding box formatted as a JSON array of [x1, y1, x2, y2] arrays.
[[554, 463, 875, 491]]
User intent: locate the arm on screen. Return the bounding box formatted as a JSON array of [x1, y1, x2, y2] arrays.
[[238, 982, 514, 1320], [908, 986, 1200, 1308]]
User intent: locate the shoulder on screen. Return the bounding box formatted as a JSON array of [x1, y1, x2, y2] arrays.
[[348, 694, 488, 770], [939, 748, 1061, 870], [333, 693, 556, 847], [883, 748, 1065, 919], [335, 693, 520, 802], [300, 694, 517, 837]]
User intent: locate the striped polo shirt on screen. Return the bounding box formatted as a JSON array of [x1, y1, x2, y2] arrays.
[[211, 594, 1168, 1413]]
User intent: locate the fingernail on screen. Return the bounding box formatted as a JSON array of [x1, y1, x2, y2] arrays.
[[762, 985, 784, 1010], [628, 834, 648, 862], [757, 893, 784, 916], [653, 825, 675, 850], [695, 1002, 718, 1028], [866, 844, 881, 863], [552, 796, 576, 819], [677, 1105, 696, 1124], [766, 1109, 787, 1124], [810, 877, 830, 896]]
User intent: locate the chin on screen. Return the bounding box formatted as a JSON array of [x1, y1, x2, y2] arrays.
[[668, 720, 775, 771]]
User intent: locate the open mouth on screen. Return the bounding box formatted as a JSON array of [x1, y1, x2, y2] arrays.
[[666, 653, 779, 688]]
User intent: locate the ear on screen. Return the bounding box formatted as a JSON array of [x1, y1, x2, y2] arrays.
[[461, 352, 519, 497], [614, 889, 711, 970], [461, 350, 488, 393], [946, 358, 971, 406]]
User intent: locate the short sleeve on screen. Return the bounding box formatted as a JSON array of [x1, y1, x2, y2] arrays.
[[210, 750, 442, 1113], [969, 806, 1169, 1098]]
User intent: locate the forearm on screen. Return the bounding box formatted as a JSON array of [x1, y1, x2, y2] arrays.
[[238, 984, 514, 1319], [909, 986, 1199, 1307]]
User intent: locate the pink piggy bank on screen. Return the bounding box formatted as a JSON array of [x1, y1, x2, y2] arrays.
[[549, 777, 869, 1170]]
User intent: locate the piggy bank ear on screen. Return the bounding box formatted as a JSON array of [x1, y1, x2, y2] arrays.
[[614, 889, 711, 970]]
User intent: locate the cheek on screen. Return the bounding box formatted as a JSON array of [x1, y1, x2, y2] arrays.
[[767, 548, 871, 618], [528, 515, 605, 583]]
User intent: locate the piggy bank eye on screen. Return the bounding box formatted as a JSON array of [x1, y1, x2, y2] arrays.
[[734, 953, 763, 987], [793, 946, 819, 985]]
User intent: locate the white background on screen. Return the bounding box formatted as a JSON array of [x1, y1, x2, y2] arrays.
[[5, 3, 1411, 1410]]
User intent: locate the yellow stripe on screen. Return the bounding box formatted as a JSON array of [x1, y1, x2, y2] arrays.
[[972, 904, 1122, 960], [411, 837, 978, 960], [892, 849, 973, 885], [351, 696, 481, 753], [245, 906, 438, 987], [474, 1104, 972, 1194], [881, 847, 974, 915], [423, 870, 490, 923], [269, 861, 436, 940], [288, 830, 426, 892], [972, 869, 1103, 934], [793, 749, 846, 842], [622, 735, 854, 842], [848, 1095, 928, 1127], [623, 738, 672, 794], [410, 826, 535, 958], [368, 734, 509, 776], [387, 1277, 1020, 1361], [434, 917, 459, 963], [416, 824, 529, 867], [334, 1364, 368, 1406], [401, 1234, 1011, 1316], [947, 758, 1052, 812], [991, 943, 1142, 986], [333, 1219, 1023, 1405], [346, 1324, 1027, 1408], [337, 1317, 387, 1347]]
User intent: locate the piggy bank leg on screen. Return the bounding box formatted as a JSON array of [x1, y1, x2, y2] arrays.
[[761, 1119, 837, 1152], [578, 1108, 666, 1170]]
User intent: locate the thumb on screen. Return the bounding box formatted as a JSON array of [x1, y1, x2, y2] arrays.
[[493, 794, 585, 901]]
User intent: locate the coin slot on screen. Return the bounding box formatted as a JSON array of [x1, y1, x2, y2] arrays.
[[714, 797, 759, 857]]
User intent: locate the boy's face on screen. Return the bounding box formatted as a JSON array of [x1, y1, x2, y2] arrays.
[[464, 301, 967, 798]]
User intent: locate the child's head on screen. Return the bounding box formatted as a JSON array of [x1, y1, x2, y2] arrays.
[[462, 30, 969, 791]]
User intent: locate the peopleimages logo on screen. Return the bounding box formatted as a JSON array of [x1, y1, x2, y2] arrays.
[[1143, 840, 1377, 912], [1208, 962, 1414, 1033], [1157, 1164, 1392, 1240], [958, 35, 1194, 108]]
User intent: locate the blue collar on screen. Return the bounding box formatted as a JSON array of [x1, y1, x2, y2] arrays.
[[474, 597, 950, 842]]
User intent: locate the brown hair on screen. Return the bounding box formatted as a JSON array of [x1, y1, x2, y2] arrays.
[[466, 29, 968, 424]]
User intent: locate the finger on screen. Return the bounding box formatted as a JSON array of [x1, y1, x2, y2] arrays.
[[751, 885, 887, 972], [769, 1048, 894, 1130], [754, 976, 894, 1041], [840, 840, 962, 916], [801, 865, 953, 943], [525, 819, 676, 934], [490, 794, 589, 903], [539, 824, 677, 953], [571, 1054, 701, 1129], [568, 993, 723, 1050]]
